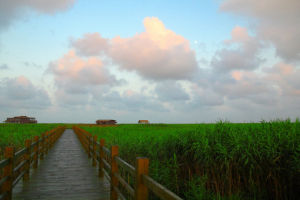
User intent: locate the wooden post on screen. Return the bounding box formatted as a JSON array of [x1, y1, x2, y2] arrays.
[[23, 140, 31, 181], [110, 146, 119, 200], [1, 147, 14, 200], [44, 132, 48, 154], [88, 135, 91, 158], [33, 136, 39, 169], [99, 139, 105, 178], [135, 157, 149, 200], [92, 135, 97, 166], [40, 133, 45, 160]]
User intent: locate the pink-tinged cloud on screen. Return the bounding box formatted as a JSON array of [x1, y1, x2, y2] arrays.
[[220, 0, 300, 61], [70, 33, 109, 56], [211, 26, 262, 71], [109, 17, 198, 80], [266, 62, 300, 96], [48, 50, 115, 89]]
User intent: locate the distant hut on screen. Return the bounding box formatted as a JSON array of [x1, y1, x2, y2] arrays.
[[4, 116, 37, 124], [96, 119, 117, 125], [138, 120, 149, 124]]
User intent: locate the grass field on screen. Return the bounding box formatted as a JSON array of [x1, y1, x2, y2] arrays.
[[0, 123, 60, 159], [81, 120, 300, 200]]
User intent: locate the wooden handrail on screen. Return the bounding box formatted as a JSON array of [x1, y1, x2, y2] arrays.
[[73, 126, 183, 200], [0, 126, 65, 200]]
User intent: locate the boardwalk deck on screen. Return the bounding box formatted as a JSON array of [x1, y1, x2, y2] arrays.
[[12, 129, 110, 200]]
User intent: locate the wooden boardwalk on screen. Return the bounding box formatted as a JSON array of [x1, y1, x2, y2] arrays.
[[12, 129, 110, 200]]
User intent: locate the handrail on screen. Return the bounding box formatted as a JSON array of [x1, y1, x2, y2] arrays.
[[142, 175, 182, 200], [73, 125, 183, 200], [0, 159, 9, 169], [115, 156, 136, 177], [0, 126, 66, 200]]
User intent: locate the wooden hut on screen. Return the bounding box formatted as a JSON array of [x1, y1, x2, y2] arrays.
[[138, 120, 149, 124], [96, 119, 117, 125], [4, 116, 37, 124]]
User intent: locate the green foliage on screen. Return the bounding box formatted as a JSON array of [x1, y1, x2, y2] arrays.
[[0, 123, 58, 159], [82, 121, 299, 199]]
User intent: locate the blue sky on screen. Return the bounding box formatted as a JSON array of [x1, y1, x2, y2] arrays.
[[0, 0, 299, 123]]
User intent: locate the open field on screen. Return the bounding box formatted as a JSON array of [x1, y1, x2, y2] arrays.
[[0, 123, 60, 159], [81, 120, 300, 200]]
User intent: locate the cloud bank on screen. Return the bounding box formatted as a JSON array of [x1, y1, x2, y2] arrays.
[[220, 0, 300, 62], [0, 0, 76, 30]]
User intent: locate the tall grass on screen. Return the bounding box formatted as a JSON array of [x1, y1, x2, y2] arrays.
[[81, 120, 300, 200], [0, 123, 59, 159]]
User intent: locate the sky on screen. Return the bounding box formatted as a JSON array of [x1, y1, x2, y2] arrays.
[[0, 0, 299, 123]]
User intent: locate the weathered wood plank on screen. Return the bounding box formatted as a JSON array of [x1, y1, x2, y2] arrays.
[[12, 129, 110, 200]]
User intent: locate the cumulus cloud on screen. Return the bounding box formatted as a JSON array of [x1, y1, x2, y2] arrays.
[[0, 0, 76, 29], [220, 0, 300, 62], [47, 50, 119, 106], [265, 62, 300, 96], [211, 26, 263, 72], [109, 17, 198, 80], [71, 17, 198, 80], [70, 33, 109, 56], [48, 50, 116, 92], [0, 76, 51, 109]]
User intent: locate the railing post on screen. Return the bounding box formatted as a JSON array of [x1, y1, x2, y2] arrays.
[[88, 134, 91, 158], [1, 147, 14, 200], [99, 139, 105, 178], [135, 157, 149, 200], [45, 132, 49, 154], [40, 133, 45, 160], [33, 136, 39, 169], [110, 146, 119, 200], [23, 139, 31, 181], [92, 135, 97, 166]]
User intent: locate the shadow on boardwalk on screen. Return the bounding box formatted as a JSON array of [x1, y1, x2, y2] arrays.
[[13, 129, 110, 200]]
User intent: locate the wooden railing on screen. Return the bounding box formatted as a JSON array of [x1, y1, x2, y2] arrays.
[[73, 126, 182, 200], [0, 126, 65, 200]]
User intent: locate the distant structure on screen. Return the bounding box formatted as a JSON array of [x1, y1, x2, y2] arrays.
[[4, 116, 37, 124], [138, 120, 149, 124], [96, 119, 117, 125]]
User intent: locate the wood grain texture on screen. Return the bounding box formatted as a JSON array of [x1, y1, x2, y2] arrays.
[[13, 129, 110, 200]]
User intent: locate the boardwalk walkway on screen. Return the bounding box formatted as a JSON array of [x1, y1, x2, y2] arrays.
[[12, 129, 110, 200]]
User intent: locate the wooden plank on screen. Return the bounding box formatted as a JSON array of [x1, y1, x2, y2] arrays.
[[33, 136, 39, 169], [0, 159, 9, 169], [23, 139, 31, 181], [114, 172, 135, 197], [1, 147, 14, 200], [92, 135, 97, 166], [110, 146, 119, 200], [99, 139, 105, 178], [13, 149, 26, 163], [113, 186, 127, 200], [142, 175, 183, 200], [115, 156, 136, 177], [135, 157, 149, 200], [13, 129, 110, 200]]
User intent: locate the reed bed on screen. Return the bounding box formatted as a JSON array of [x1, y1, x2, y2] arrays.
[[81, 119, 300, 200], [0, 123, 59, 159]]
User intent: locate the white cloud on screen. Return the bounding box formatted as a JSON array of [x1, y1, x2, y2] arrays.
[[109, 17, 198, 80], [211, 26, 263, 72], [48, 50, 116, 90], [0, 76, 51, 109], [70, 33, 109, 56], [220, 0, 300, 62]]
